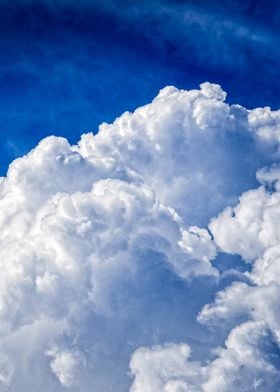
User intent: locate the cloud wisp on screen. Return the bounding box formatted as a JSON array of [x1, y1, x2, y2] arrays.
[[0, 83, 279, 390]]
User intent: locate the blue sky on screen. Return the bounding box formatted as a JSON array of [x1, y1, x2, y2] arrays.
[[0, 0, 279, 174]]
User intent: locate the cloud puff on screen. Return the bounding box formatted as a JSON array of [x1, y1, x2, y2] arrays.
[[129, 321, 280, 392], [195, 165, 280, 391], [129, 343, 204, 392], [0, 82, 279, 390], [76, 82, 277, 225], [204, 320, 280, 392], [46, 347, 85, 388]]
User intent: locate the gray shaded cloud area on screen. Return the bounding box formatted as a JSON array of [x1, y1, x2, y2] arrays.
[[0, 83, 280, 391]]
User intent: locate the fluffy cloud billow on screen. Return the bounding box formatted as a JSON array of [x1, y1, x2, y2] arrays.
[[0, 83, 280, 391]]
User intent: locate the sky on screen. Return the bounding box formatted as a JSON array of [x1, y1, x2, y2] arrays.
[[0, 1, 280, 391], [0, 0, 279, 174]]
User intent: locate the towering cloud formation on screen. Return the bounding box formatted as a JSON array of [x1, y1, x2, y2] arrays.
[[0, 83, 279, 391]]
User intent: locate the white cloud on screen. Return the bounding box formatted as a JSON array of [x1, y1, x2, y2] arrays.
[[129, 321, 280, 392], [248, 107, 280, 147], [203, 321, 280, 392], [76, 82, 276, 225], [0, 83, 279, 390], [209, 167, 280, 262], [198, 281, 280, 334], [129, 343, 204, 392], [46, 347, 84, 388], [196, 163, 280, 391]]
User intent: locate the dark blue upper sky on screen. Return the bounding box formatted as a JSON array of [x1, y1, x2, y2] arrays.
[[0, 0, 279, 174]]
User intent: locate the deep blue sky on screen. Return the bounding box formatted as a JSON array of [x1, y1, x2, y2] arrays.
[[0, 0, 279, 174]]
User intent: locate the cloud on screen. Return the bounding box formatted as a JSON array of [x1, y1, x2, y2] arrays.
[[129, 321, 280, 392], [203, 320, 280, 392], [0, 83, 279, 390], [209, 164, 280, 268], [85, 0, 280, 72], [196, 162, 280, 390], [76, 82, 276, 225], [46, 347, 85, 388], [129, 343, 204, 392]]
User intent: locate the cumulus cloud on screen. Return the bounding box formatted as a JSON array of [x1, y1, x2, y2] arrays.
[[76, 82, 277, 226], [0, 82, 279, 390], [46, 347, 85, 388], [196, 163, 280, 391], [129, 343, 204, 392], [129, 321, 280, 392], [204, 320, 280, 392]]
